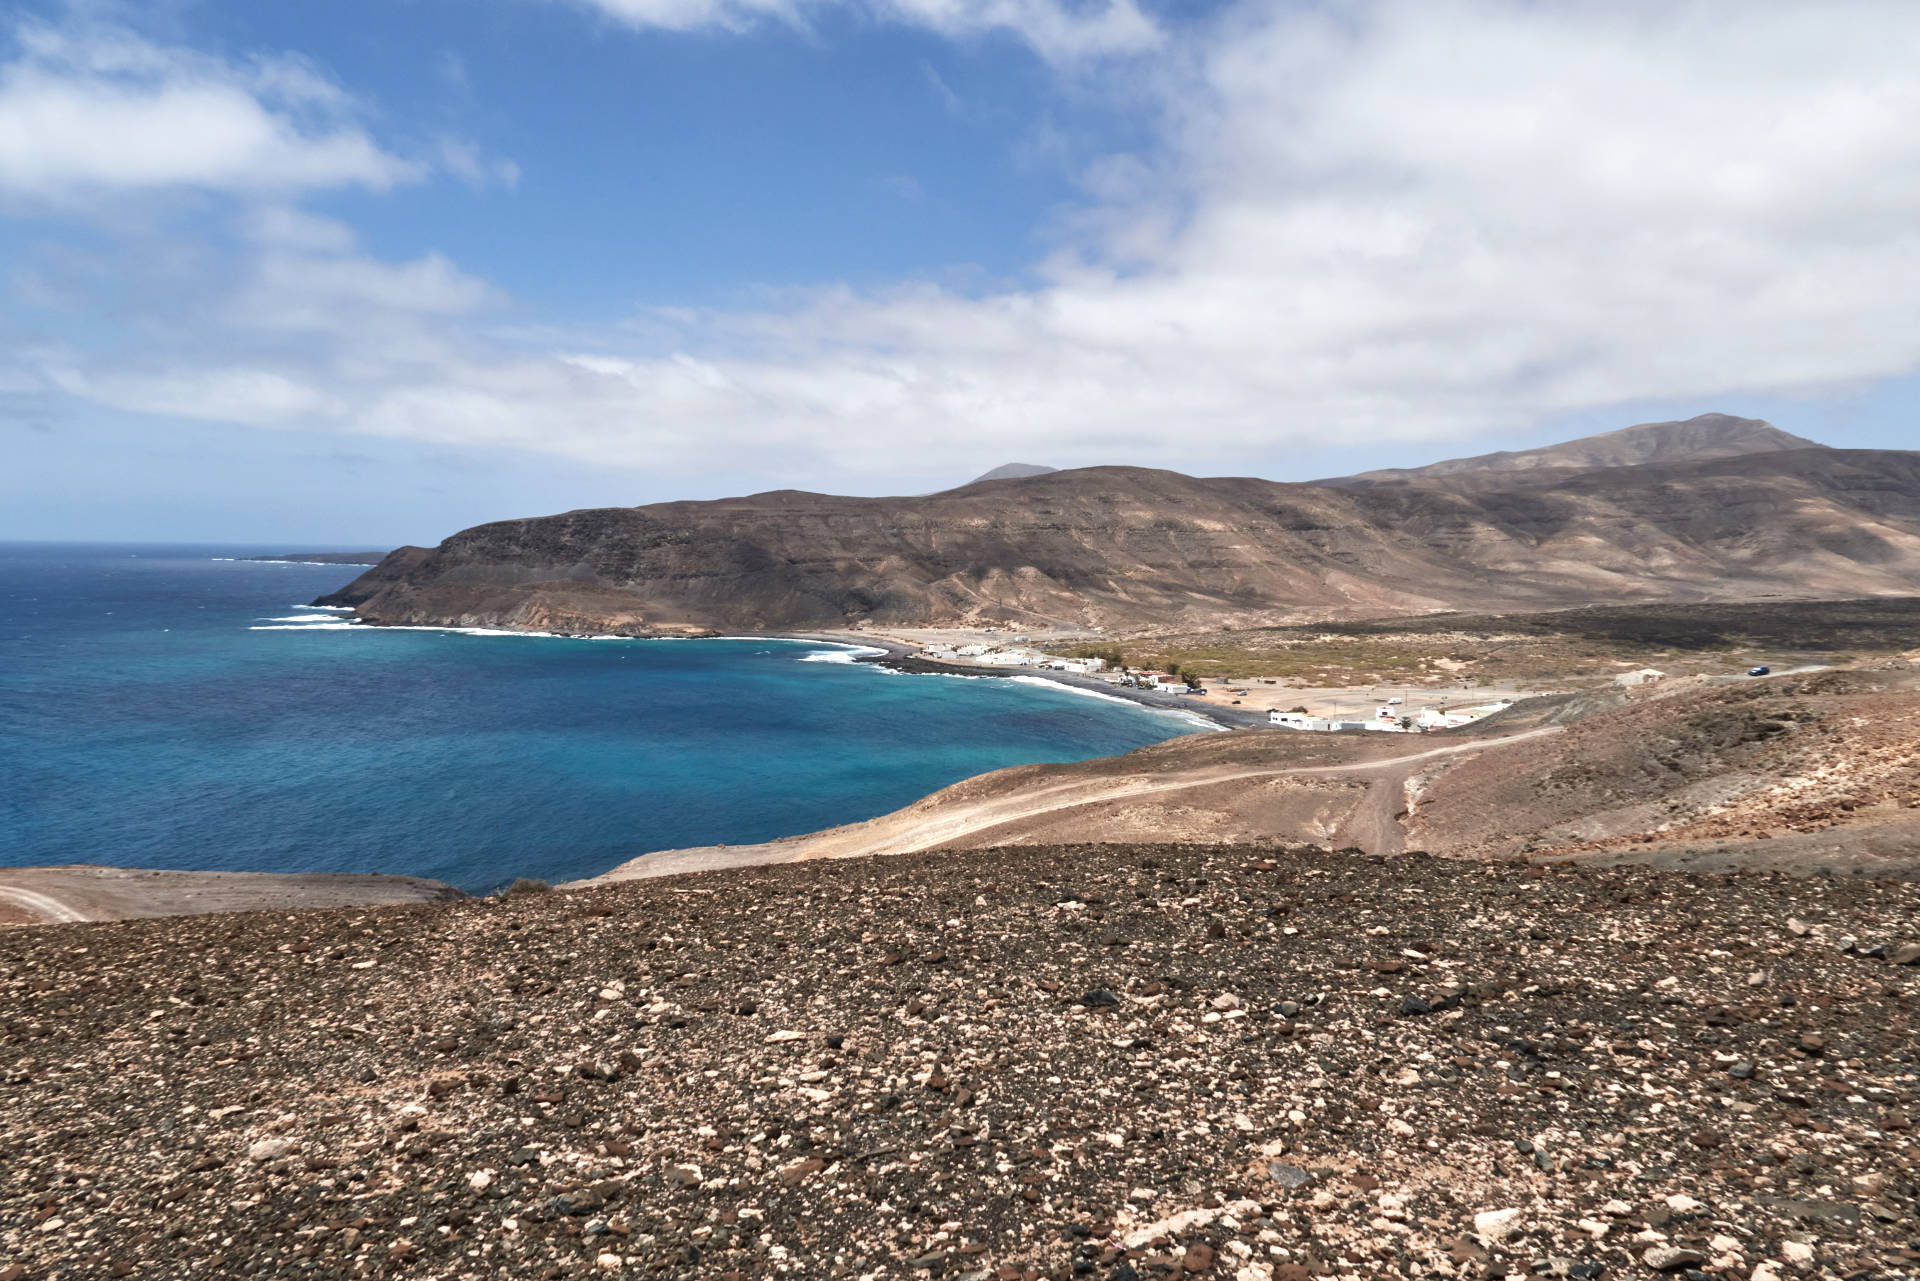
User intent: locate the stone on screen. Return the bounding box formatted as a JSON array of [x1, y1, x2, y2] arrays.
[[1889, 942, 1920, 966], [1473, 1208, 1523, 1240], [1643, 1246, 1707, 1271], [1083, 989, 1120, 1008], [1780, 1241, 1814, 1265], [779, 1157, 824, 1186], [1267, 1163, 1312, 1189], [1728, 1061, 1756, 1079], [563, 1187, 606, 1215], [665, 1164, 702, 1189], [247, 1138, 292, 1163], [1182, 1242, 1214, 1272]]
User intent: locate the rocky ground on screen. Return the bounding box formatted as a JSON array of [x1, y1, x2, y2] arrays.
[[2, 844, 1917, 1280]]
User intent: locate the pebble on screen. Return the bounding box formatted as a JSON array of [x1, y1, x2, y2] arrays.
[[1643, 1246, 1708, 1271]]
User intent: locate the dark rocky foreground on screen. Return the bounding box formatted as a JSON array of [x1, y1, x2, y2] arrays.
[[2, 845, 1916, 1281]]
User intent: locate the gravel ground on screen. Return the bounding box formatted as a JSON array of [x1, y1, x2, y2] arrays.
[[2, 844, 1916, 1280]]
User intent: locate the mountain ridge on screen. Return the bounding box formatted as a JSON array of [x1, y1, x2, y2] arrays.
[[319, 425, 1920, 633], [1328, 412, 1822, 486], [966, 462, 1058, 485]]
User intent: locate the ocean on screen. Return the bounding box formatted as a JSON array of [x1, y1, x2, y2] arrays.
[[0, 543, 1199, 891]]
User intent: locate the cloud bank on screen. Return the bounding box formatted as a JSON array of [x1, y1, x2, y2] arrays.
[[13, 1, 1920, 487]]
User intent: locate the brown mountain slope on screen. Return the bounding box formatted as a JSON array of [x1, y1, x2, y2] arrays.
[[321, 446, 1920, 633], [1329, 412, 1822, 485]]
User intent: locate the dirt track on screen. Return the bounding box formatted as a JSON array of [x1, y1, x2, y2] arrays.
[[581, 727, 1562, 883], [0, 865, 462, 926]]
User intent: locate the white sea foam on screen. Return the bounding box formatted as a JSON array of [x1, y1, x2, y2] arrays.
[[799, 645, 888, 663], [249, 622, 360, 630], [300, 604, 354, 611], [258, 614, 343, 623], [1008, 675, 1225, 730]]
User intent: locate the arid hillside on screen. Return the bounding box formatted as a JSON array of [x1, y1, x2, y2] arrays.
[[319, 435, 1920, 634], [590, 665, 1920, 883], [2, 842, 1914, 1279], [1124, 595, 1920, 685], [1329, 413, 1822, 485]]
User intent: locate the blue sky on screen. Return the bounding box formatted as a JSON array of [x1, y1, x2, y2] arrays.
[[3, 0, 1918, 544]]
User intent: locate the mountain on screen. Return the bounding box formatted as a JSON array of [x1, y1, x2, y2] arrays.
[[967, 463, 1059, 484], [1328, 413, 1823, 486], [318, 439, 1920, 634]]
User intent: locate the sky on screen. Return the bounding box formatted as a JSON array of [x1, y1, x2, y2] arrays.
[[3, 0, 1919, 545]]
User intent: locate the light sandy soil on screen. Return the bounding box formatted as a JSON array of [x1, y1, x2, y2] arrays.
[[1192, 677, 1546, 719], [575, 727, 1561, 884], [0, 865, 462, 926], [821, 626, 1552, 723]]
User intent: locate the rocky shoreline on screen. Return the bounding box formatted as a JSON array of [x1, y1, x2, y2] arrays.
[[793, 635, 1255, 731], [1, 842, 1914, 1279]]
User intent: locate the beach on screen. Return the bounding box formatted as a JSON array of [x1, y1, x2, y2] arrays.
[[787, 630, 1264, 730]]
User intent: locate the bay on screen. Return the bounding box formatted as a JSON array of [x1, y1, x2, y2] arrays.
[[0, 543, 1198, 890]]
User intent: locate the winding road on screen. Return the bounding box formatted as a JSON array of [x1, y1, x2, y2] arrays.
[[0, 886, 89, 925], [588, 724, 1564, 881]]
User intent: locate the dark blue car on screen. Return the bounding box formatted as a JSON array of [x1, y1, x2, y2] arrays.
[[1747, 665, 1770, 676]]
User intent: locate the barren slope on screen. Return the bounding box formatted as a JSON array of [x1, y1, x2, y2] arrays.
[[590, 667, 1920, 883], [1332, 413, 1822, 484], [3, 844, 1915, 1280], [319, 448, 1920, 634]]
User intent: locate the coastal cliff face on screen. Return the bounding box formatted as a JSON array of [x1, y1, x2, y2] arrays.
[[317, 446, 1920, 633]]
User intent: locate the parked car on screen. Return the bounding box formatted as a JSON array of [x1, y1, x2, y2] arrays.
[[1747, 665, 1771, 676]]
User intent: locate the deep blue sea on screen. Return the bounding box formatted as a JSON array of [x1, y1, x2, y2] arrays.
[[0, 543, 1198, 891]]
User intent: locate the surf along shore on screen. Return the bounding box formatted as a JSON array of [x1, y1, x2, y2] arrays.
[[784, 631, 1257, 730]]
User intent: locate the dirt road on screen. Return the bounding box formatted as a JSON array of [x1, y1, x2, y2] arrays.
[[0, 866, 462, 927], [0, 886, 89, 925], [584, 726, 1562, 883]]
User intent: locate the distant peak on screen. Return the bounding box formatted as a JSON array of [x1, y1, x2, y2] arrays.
[[969, 463, 1059, 484], [1328, 413, 1826, 486]]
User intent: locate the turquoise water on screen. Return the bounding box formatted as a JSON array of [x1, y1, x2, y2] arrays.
[[0, 543, 1198, 890]]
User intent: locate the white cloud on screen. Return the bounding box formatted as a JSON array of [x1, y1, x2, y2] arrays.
[[569, 0, 1161, 63], [0, 21, 414, 200], [0, 19, 518, 201], [23, 0, 1920, 487]]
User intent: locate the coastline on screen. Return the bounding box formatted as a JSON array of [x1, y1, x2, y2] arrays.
[[779, 631, 1257, 730], [316, 603, 1252, 731]]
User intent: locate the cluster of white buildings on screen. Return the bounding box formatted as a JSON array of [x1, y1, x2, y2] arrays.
[[1268, 699, 1513, 733], [921, 644, 1107, 675]]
